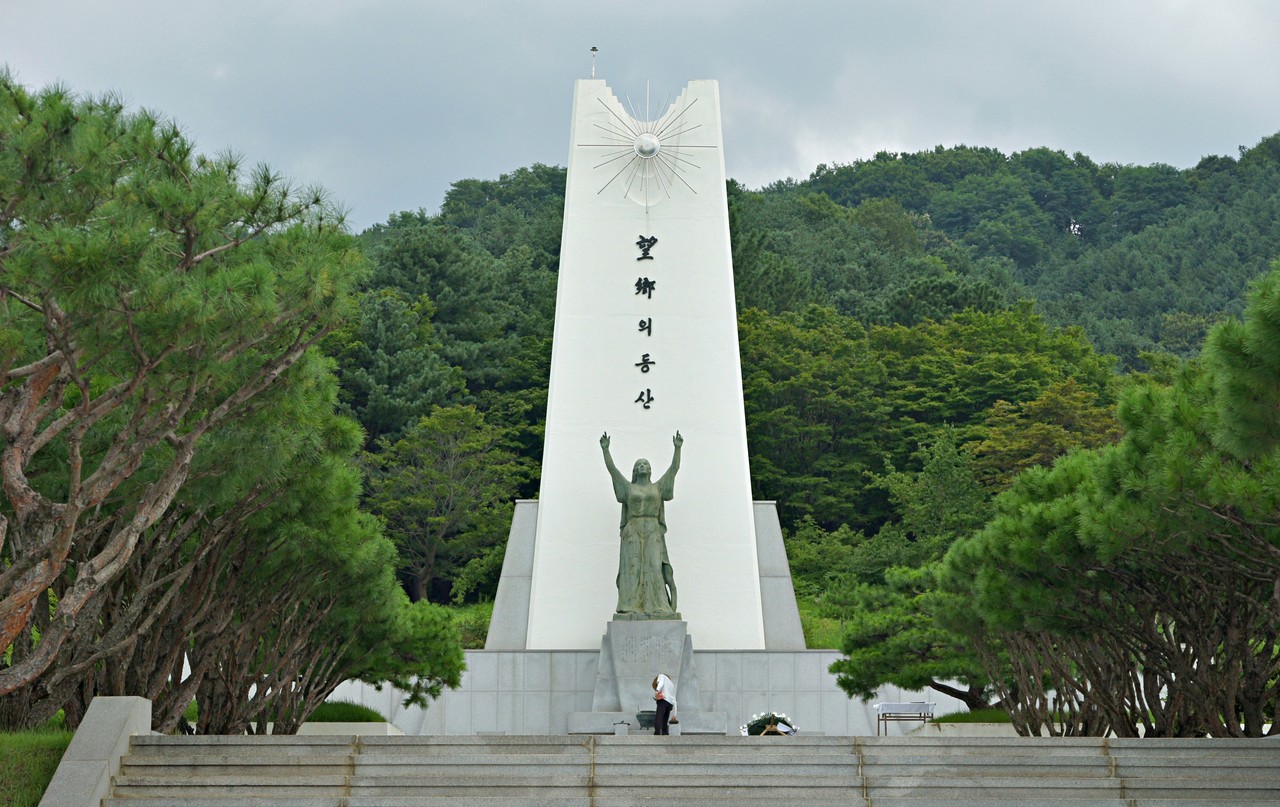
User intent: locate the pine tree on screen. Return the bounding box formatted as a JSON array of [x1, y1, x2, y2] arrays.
[[0, 74, 362, 701]]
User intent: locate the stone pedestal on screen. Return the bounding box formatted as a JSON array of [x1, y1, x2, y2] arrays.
[[568, 619, 727, 734]]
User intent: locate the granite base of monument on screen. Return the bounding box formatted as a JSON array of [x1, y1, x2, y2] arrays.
[[567, 619, 727, 734], [331, 650, 969, 736]]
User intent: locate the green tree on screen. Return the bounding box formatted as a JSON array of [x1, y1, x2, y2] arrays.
[[364, 405, 530, 603], [874, 428, 989, 544], [326, 289, 465, 446], [785, 136, 1280, 364], [877, 273, 1008, 326], [2, 348, 466, 734], [439, 163, 566, 274], [1104, 163, 1191, 237], [1023, 137, 1280, 366], [730, 164, 1029, 330], [850, 198, 925, 255], [0, 74, 361, 699], [742, 304, 1114, 535], [829, 565, 994, 710], [739, 306, 889, 530], [943, 266, 1280, 737], [2, 349, 358, 729], [929, 172, 1056, 267], [871, 305, 1115, 434], [1007, 147, 1106, 239], [192, 496, 463, 735], [360, 214, 555, 395], [783, 517, 863, 599], [966, 378, 1122, 489], [808, 151, 932, 211], [728, 181, 812, 313], [827, 431, 994, 709]]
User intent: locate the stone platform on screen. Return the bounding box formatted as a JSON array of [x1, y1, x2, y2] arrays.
[[337, 500, 965, 736], [332, 649, 964, 736]]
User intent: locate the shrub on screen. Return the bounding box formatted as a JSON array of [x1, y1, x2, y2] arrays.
[[308, 700, 387, 723]]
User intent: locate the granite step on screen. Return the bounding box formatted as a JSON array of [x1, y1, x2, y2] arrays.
[[104, 800, 870, 807], [865, 775, 1128, 799], [106, 733, 1280, 804]]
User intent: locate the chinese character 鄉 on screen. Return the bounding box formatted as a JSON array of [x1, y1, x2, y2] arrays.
[[635, 277, 656, 298], [636, 234, 658, 260], [635, 389, 654, 409], [635, 353, 656, 373]]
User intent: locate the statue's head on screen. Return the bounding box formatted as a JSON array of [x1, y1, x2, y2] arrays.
[[631, 458, 652, 482]]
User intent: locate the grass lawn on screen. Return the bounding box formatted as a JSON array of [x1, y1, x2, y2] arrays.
[[796, 597, 843, 649], [450, 598, 849, 650], [309, 700, 387, 723], [934, 707, 1011, 723], [448, 595, 850, 651], [0, 725, 74, 807]]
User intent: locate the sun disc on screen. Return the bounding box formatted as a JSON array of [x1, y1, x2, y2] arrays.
[[634, 132, 661, 158]]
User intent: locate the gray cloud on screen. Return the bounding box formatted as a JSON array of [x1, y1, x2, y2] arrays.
[[5, 0, 1278, 230]]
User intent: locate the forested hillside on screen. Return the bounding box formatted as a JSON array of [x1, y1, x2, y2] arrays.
[[753, 135, 1280, 366]]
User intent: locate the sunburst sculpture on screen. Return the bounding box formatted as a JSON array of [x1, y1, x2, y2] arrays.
[[580, 88, 716, 206]]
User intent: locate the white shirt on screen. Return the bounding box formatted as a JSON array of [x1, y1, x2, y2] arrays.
[[654, 673, 677, 712]]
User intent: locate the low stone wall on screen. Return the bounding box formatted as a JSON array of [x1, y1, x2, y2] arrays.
[[331, 649, 965, 736], [39, 696, 150, 807]]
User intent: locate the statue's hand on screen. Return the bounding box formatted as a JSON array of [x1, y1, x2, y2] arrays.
[[673, 431, 683, 448], [600, 432, 610, 450]]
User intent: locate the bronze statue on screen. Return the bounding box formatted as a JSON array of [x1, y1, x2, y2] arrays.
[[600, 431, 682, 619]]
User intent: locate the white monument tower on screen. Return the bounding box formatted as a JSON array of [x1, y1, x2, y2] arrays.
[[339, 74, 958, 738], [488, 78, 802, 655]]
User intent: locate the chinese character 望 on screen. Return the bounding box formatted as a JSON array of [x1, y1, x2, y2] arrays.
[[636, 235, 658, 260]]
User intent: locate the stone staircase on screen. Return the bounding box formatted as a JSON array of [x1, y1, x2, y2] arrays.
[[103, 734, 1280, 806]]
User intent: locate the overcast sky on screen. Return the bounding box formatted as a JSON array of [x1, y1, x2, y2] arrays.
[[5, 1, 1279, 231]]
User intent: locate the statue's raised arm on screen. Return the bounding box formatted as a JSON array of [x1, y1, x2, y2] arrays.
[[601, 432, 628, 502], [657, 431, 682, 499]]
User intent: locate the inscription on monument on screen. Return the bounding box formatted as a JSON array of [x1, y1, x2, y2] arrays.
[[626, 234, 661, 404], [617, 633, 679, 662]]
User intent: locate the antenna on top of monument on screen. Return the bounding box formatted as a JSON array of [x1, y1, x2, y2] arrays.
[[590, 47, 598, 78]]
